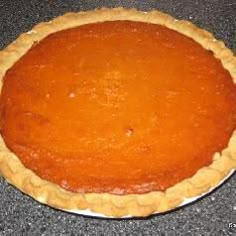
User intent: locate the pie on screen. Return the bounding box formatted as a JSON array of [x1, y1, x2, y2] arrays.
[[0, 8, 236, 217]]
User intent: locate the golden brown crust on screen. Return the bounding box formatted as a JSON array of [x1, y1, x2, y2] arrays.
[[0, 8, 235, 217]]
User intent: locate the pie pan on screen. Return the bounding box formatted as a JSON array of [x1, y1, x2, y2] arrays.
[[0, 8, 236, 218]]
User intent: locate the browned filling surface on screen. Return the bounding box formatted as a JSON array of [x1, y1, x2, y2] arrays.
[[1, 21, 236, 194]]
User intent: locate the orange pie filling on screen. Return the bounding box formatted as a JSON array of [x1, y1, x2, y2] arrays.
[[0, 21, 236, 194]]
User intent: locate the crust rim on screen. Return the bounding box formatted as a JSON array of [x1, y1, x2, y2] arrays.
[[0, 7, 235, 217]]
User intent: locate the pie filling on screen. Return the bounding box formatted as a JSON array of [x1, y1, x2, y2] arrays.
[[0, 21, 236, 194]]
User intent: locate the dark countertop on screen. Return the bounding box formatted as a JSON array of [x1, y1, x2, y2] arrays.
[[0, 1, 236, 235]]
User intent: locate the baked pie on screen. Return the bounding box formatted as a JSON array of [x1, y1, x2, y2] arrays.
[[0, 8, 235, 217]]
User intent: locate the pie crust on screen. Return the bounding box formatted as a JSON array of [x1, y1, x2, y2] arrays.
[[0, 8, 236, 217]]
